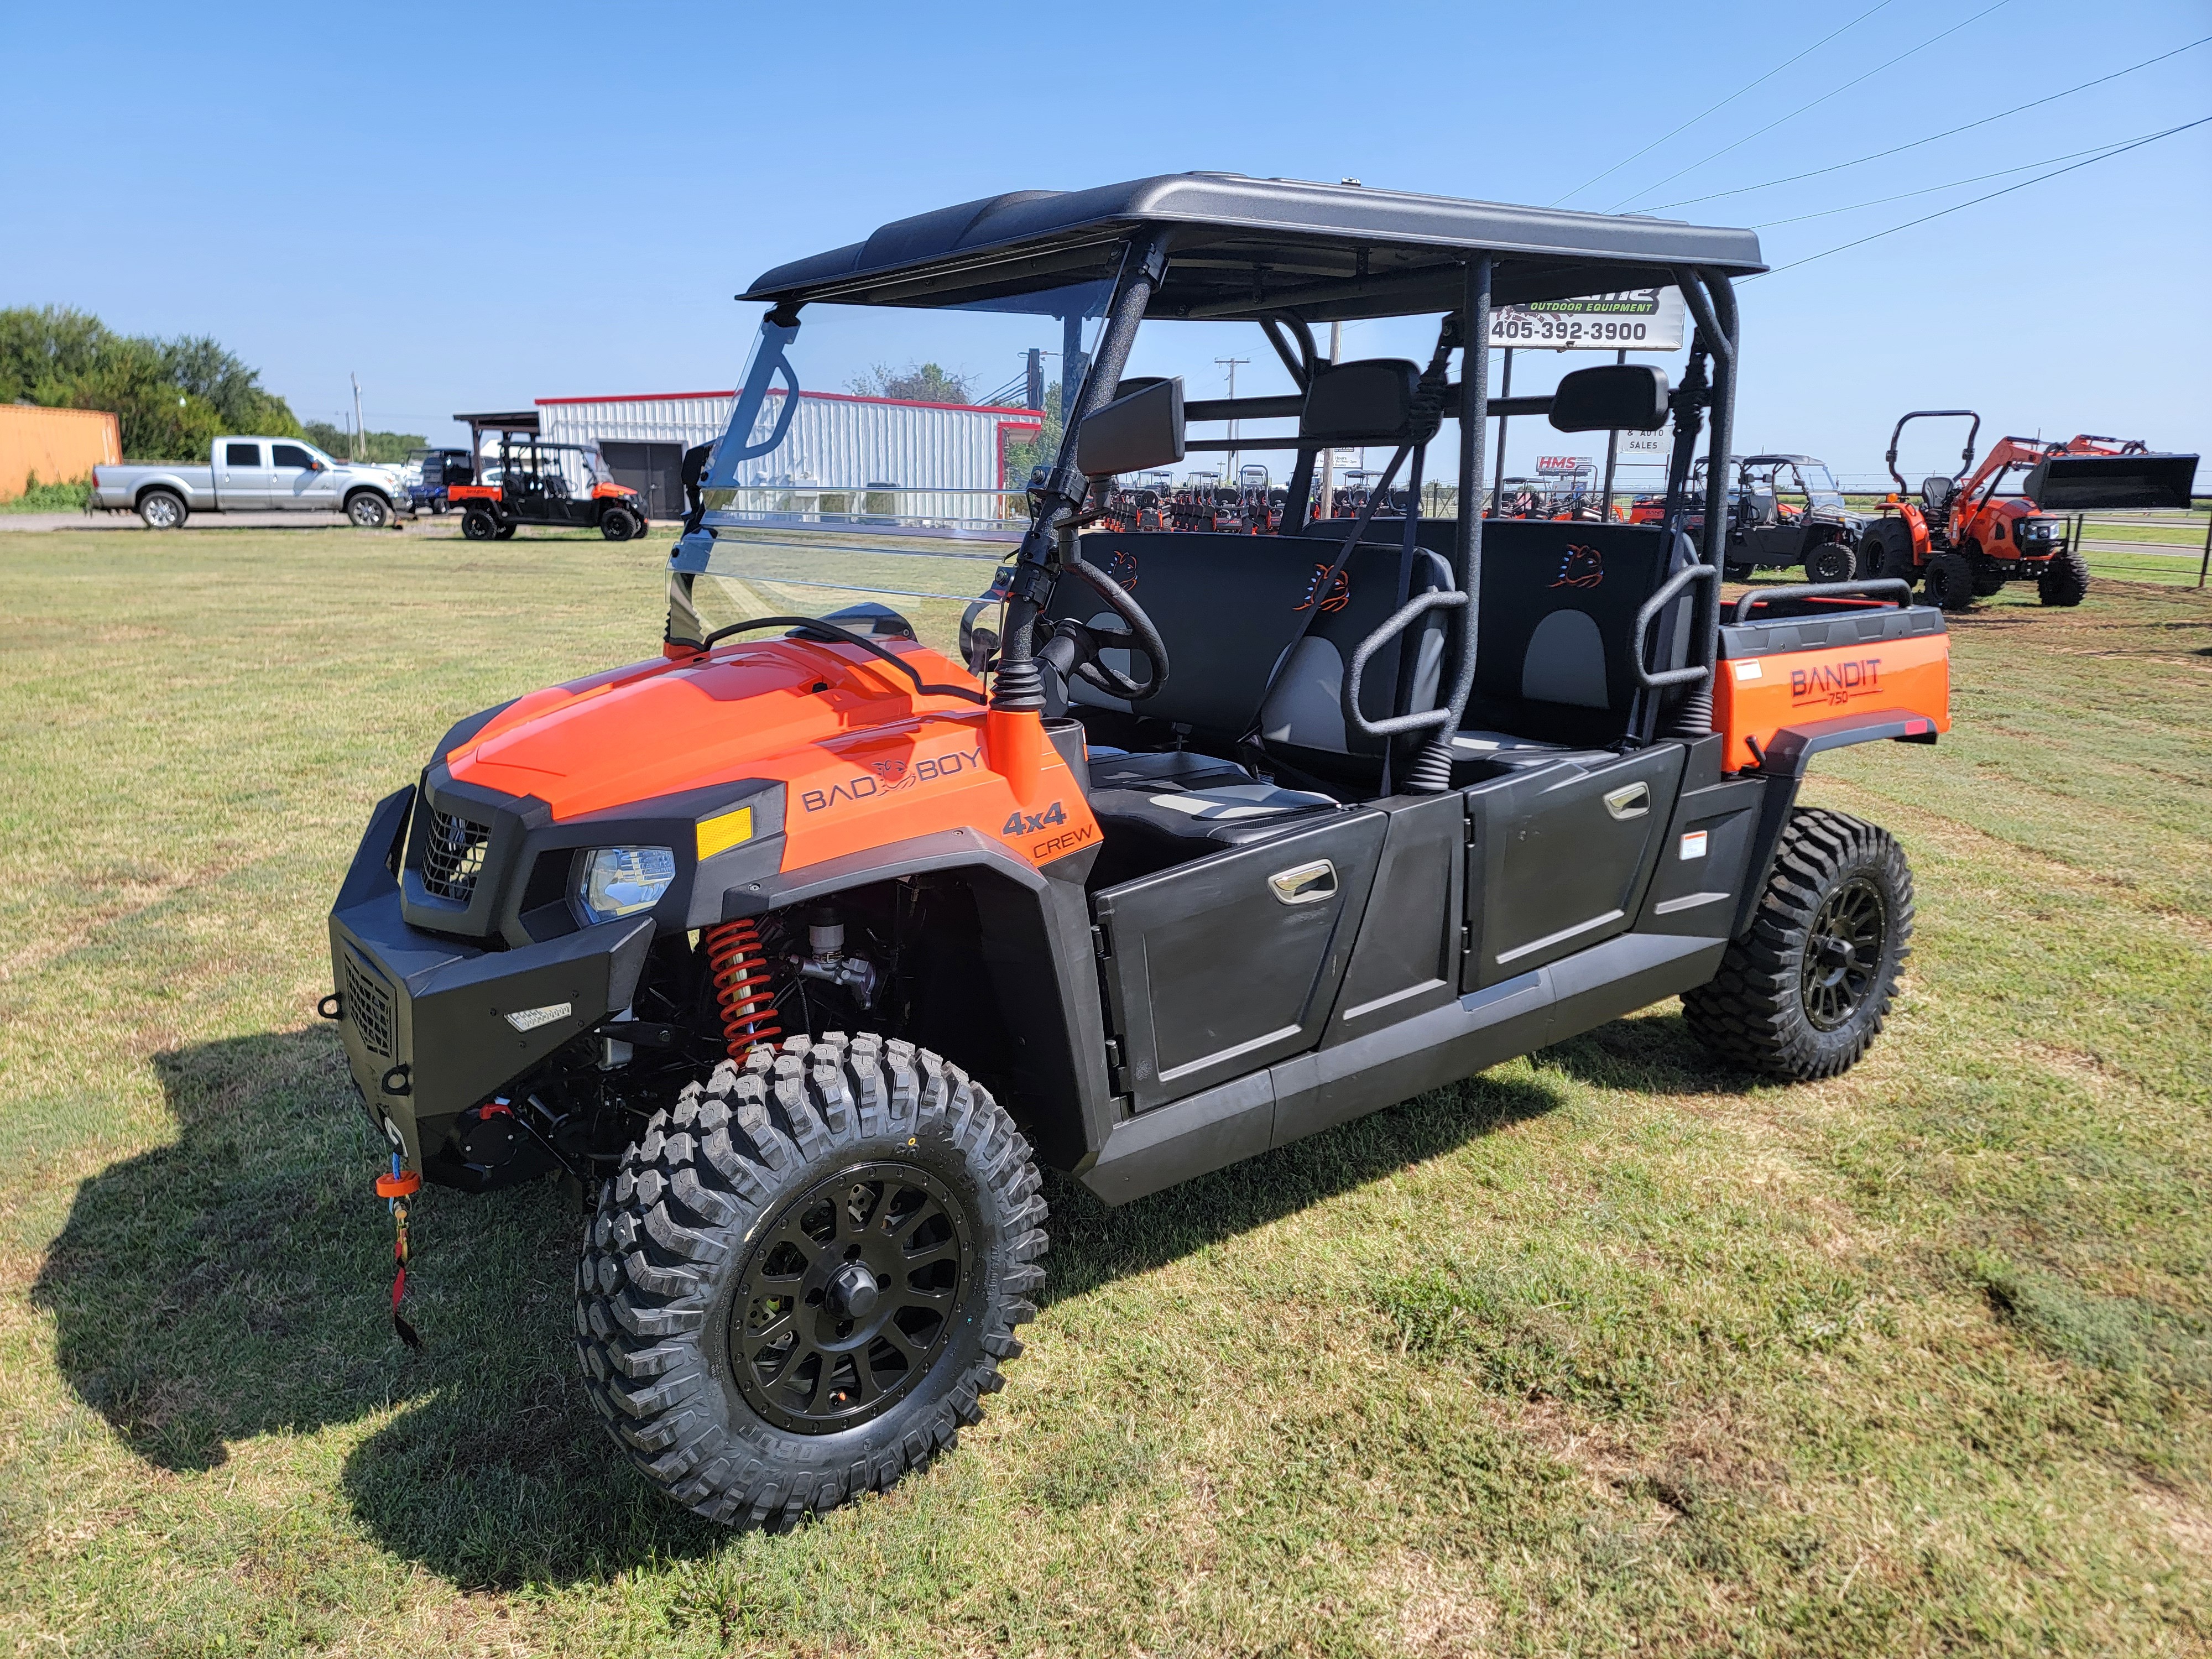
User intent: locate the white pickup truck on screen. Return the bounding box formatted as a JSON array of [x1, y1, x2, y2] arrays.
[[92, 437, 405, 529]]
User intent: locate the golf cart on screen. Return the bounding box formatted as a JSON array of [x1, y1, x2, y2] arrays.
[[327, 174, 1952, 1529], [447, 431, 648, 541], [402, 447, 474, 515], [1723, 454, 1861, 582]]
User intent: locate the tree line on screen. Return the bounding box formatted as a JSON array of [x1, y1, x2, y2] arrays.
[[0, 307, 420, 463]]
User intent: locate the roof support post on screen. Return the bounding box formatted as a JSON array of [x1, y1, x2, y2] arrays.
[[990, 228, 1174, 718], [1667, 265, 1740, 739], [1402, 253, 1491, 795]]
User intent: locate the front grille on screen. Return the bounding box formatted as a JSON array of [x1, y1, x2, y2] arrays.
[[421, 806, 491, 902], [343, 950, 395, 1058]]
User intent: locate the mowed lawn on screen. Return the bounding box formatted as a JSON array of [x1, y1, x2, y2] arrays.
[[2, 525, 2208, 1658]]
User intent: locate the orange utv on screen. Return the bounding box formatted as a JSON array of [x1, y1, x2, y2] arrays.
[[327, 175, 1953, 1528]]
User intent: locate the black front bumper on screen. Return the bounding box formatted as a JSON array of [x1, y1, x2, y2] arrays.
[[328, 786, 653, 1174]]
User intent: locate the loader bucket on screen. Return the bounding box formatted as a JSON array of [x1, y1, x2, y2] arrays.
[[2022, 452, 2199, 510]]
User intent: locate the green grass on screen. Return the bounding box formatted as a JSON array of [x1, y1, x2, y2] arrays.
[[1, 477, 92, 512], [2, 528, 2209, 1656]]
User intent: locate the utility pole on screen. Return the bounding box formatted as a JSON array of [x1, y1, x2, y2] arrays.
[[1316, 321, 1341, 518], [350, 373, 364, 462], [1214, 356, 1250, 477]]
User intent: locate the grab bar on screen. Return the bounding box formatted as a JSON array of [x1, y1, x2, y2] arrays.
[[1630, 562, 1719, 690], [1342, 587, 1469, 738]]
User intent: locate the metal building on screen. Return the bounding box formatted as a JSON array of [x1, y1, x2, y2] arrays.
[[534, 388, 1042, 524]]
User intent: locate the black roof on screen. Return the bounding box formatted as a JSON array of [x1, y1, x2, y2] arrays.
[[742, 173, 1764, 322]]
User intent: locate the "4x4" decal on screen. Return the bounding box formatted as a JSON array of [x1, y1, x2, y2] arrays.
[[1002, 800, 1067, 836]]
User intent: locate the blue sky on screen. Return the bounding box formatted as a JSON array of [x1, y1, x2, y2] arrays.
[[6, 0, 2206, 486]]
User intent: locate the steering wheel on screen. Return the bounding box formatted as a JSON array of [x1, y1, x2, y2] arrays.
[[1053, 556, 1171, 701]]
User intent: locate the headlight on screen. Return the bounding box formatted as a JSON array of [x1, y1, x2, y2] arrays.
[[576, 846, 675, 922]]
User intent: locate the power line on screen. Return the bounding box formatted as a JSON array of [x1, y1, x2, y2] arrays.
[[1648, 35, 2212, 213], [1547, 0, 1897, 208], [1754, 115, 2211, 276], [1611, 0, 2012, 210], [1747, 128, 2176, 227]]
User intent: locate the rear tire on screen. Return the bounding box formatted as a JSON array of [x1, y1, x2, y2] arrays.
[[460, 507, 499, 541], [1804, 541, 1855, 585], [138, 489, 187, 530], [576, 1034, 1046, 1528], [599, 505, 640, 541], [2038, 548, 2090, 607], [1683, 808, 1913, 1081], [1923, 551, 1976, 611], [346, 491, 393, 529]]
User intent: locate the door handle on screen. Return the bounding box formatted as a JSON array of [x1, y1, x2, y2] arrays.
[[1269, 859, 1337, 905], [1603, 782, 1650, 820]]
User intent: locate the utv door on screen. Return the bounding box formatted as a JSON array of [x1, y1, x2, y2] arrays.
[[1094, 811, 1386, 1111], [1464, 744, 1686, 989]]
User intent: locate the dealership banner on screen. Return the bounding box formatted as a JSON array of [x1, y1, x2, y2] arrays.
[[1489, 286, 1684, 351]]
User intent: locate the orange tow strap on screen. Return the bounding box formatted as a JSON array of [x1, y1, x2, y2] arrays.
[[379, 1161, 424, 1350]]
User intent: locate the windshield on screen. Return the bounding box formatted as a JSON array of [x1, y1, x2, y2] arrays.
[[686, 278, 1113, 659], [1800, 462, 1845, 510]]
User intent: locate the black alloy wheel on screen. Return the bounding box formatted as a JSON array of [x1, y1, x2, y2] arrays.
[[577, 1033, 1046, 1528], [599, 504, 640, 541], [731, 1161, 972, 1433], [1800, 876, 1885, 1031], [1682, 807, 1913, 1080], [460, 507, 499, 541]]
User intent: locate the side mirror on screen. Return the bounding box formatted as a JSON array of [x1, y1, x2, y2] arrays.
[[1075, 377, 1185, 478], [1549, 364, 1670, 433]]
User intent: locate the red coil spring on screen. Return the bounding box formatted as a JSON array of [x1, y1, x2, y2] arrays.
[[703, 919, 782, 1060]]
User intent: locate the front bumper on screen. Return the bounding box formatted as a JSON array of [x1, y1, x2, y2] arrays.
[[328, 786, 653, 1174]]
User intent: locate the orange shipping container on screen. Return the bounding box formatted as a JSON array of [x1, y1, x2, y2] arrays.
[[0, 404, 122, 501]]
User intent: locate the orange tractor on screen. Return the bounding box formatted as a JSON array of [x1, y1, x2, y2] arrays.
[[1861, 410, 2198, 611]]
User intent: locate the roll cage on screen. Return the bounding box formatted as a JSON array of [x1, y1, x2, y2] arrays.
[[700, 173, 1767, 786]]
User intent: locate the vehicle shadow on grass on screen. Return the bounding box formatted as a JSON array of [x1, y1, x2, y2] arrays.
[[33, 1011, 1732, 1587], [32, 1025, 728, 1587]]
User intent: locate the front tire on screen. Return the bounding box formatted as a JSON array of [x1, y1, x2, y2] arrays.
[[599, 504, 640, 541], [1923, 550, 1976, 611], [1683, 808, 1913, 1081], [138, 489, 187, 530], [346, 491, 393, 529], [576, 1034, 1047, 1528], [2038, 548, 2090, 607]]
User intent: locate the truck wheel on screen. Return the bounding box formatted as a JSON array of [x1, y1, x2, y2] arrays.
[[138, 489, 187, 530], [1922, 551, 1976, 611], [460, 507, 499, 541], [346, 492, 393, 529], [2038, 549, 2090, 607], [599, 505, 640, 541], [1804, 541, 1854, 585], [1682, 808, 1913, 1081], [576, 1034, 1047, 1528]]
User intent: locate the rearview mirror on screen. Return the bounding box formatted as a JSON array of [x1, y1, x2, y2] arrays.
[[1549, 364, 1670, 433], [1076, 377, 1185, 478]]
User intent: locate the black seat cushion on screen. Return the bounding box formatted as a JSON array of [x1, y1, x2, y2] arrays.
[[1084, 752, 1342, 885], [1460, 520, 1689, 748]]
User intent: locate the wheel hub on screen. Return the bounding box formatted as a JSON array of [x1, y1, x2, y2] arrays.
[[728, 1160, 973, 1433], [1801, 877, 1886, 1031]]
